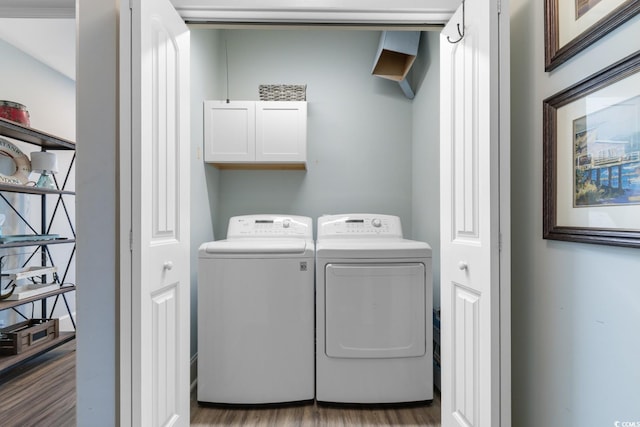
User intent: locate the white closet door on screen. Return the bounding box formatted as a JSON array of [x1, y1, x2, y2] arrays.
[[439, 0, 511, 425], [127, 0, 191, 425]]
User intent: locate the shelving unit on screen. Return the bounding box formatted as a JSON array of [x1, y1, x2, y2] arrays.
[[0, 117, 76, 374]]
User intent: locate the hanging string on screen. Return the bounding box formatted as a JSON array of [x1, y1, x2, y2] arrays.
[[225, 38, 230, 103]]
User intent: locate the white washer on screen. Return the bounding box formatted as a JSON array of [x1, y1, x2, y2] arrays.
[[197, 215, 314, 405], [316, 214, 433, 404]]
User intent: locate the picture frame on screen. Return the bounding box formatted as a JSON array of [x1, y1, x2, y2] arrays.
[[544, 0, 640, 71], [543, 51, 640, 248]]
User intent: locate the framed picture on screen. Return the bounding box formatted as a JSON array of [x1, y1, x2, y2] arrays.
[[544, 0, 640, 71], [543, 51, 640, 248]]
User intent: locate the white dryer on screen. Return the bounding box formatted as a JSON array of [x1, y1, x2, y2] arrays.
[[197, 215, 314, 405], [316, 214, 433, 404]]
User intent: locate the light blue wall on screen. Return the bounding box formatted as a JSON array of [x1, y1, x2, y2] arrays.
[[191, 27, 442, 358], [510, 0, 640, 425], [200, 29, 416, 240], [189, 28, 223, 359], [411, 31, 441, 307]]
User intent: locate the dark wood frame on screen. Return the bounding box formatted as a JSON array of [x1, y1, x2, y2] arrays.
[[544, 0, 640, 72], [543, 51, 640, 248]]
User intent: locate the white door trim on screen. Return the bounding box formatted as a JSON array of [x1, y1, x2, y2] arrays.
[[499, 0, 512, 423], [6, 0, 457, 22], [177, 9, 453, 24], [119, 2, 134, 424], [173, 0, 456, 24]]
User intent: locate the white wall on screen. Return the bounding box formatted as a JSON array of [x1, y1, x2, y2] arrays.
[[197, 28, 416, 240], [76, 1, 117, 425], [0, 38, 76, 328], [510, 0, 640, 425], [0, 18, 75, 80]]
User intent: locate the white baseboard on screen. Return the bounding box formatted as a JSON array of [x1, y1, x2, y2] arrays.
[[58, 312, 76, 332]]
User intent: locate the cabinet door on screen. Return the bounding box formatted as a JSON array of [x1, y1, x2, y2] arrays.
[[204, 101, 255, 162], [255, 101, 306, 164]]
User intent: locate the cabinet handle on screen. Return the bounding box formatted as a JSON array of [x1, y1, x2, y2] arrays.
[[163, 261, 174, 271], [458, 261, 468, 271]]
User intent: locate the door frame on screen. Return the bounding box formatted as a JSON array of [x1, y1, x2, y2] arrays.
[[120, 2, 133, 423], [174, 2, 454, 24], [499, 1, 512, 424], [75, 0, 512, 424]]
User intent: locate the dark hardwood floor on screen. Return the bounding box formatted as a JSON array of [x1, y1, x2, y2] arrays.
[[0, 341, 441, 426], [0, 341, 76, 427]]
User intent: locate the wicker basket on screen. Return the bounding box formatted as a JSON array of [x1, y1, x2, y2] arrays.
[[259, 84, 306, 101]]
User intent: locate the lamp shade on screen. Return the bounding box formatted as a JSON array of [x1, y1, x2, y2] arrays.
[[30, 151, 58, 174]]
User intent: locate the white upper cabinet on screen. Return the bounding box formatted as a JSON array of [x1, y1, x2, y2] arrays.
[[204, 101, 256, 163], [204, 100, 307, 169], [255, 101, 307, 164]]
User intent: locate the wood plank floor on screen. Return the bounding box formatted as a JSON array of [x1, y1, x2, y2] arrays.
[[0, 341, 441, 427], [192, 394, 441, 427], [0, 341, 76, 427]]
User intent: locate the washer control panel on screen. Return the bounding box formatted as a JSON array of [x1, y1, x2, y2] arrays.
[[317, 214, 403, 239], [227, 215, 312, 238]]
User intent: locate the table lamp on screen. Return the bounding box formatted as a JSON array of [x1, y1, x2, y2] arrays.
[[30, 151, 58, 189]]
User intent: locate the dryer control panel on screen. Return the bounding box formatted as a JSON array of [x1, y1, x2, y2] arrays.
[[317, 214, 403, 239], [227, 215, 312, 238]]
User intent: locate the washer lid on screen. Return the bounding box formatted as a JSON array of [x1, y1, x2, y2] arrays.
[[200, 239, 310, 255]]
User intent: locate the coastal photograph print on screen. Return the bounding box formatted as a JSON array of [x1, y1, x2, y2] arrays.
[[573, 101, 640, 207], [544, 0, 640, 71], [543, 51, 640, 247]]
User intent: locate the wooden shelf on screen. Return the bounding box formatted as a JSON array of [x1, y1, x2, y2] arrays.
[[0, 286, 75, 311], [0, 117, 75, 150], [0, 332, 75, 374], [0, 183, 74, 196], [0, 238, 75, 249], [213, 162, 306, 170]]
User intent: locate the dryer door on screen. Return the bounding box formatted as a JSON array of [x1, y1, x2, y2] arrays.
[[325, 263, 426, 358]]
